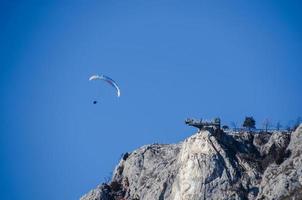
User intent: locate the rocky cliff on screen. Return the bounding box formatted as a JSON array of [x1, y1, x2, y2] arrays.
[[80, 125, 302, 200]]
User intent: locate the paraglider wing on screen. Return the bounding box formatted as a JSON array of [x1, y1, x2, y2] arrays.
[[89, 74, 121, 97], [100, 75, 121, 97], [89, 75, 100, 81]]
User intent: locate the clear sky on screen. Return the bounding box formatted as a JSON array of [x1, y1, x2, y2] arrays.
[[0, 0, 301, 199]]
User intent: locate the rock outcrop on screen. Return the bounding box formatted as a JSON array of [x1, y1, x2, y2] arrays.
[[257, 125, 302, 200], [81, 125, 302, 200]]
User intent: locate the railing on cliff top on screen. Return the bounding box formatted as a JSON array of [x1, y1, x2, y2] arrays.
[[225, 128, 291, 133]]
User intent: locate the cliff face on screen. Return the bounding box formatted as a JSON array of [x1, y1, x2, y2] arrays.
[[80, 125, 302, 200], [257, 125, 302, 199]]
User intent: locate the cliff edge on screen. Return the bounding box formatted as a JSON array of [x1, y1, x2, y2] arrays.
[[80, 125, 301, 200]]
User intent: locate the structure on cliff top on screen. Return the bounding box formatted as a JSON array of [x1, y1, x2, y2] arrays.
[[185, 117, 221, 131]]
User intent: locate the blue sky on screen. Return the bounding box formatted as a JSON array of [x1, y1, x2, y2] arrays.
[[0, 0, 301, 199]]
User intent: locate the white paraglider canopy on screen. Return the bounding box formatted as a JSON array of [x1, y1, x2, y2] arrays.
[[89, 74, 121, 97]]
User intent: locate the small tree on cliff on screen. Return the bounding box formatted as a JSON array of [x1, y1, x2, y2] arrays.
[[230, 121, 238, 130], [262, 118, 271, 132], [276, 121, 282, 130], [243, 116, 256, 131]]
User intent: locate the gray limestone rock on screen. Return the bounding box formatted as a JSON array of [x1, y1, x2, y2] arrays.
[[257, 125, 302, 200], [80, 184, 111, 200], [81, 125, 301, 200]]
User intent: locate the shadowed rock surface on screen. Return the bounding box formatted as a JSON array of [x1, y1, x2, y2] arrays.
[[80, 125, 302, 200], [257, 125, 302, 200]]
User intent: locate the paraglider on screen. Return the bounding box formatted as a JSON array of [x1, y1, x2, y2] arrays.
[[89, 74, 121, 104]]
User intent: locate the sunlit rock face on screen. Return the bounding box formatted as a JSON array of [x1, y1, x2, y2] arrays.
[[80, 125, 302, 200], [171, 131, 240, 200]]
